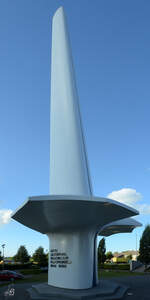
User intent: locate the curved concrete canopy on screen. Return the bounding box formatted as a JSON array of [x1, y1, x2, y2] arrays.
[[99, 217, 142, 237], [12, 195, 139, 234]]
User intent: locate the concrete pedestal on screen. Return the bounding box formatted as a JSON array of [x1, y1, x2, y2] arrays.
[[26, 280, 129, 300]]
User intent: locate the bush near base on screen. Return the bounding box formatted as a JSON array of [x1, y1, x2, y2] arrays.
[[99, 263, 130, 270], [0, 263, 35, 270]]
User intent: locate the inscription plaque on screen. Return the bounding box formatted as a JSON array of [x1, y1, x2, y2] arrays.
[[50, 249, 72, 268]]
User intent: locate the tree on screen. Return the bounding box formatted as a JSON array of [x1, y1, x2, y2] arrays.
[[126, 254, 132, 261], [0, 251, 2, 261], [13, 245, 30, 264], [98, 238, 106, 264], [139, 225, 150, 265], [106, 251, 113, 261], [32, 247, 48, 266]]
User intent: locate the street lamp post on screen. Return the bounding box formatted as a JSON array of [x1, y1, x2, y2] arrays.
[[2, 244, 5, 269]]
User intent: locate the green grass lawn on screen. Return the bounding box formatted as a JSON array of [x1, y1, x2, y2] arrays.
[[99, 270, 147, 278], [0, 273, 48, 287], [0, 269, 149, 287], [21, 270, 148, 282], [20, 272, 48, 283]]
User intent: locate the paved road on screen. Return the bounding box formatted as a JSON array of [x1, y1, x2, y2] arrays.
[[0, 275, 149, 300], [109, 275, 150, 300], [0, 282, 31, 300]]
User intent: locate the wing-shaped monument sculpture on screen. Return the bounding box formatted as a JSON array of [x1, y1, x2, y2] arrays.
[[100, 217, 142, 236], [12, 7, 140, 290]]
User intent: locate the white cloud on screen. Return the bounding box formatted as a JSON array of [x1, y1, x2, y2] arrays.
[[107, 188, 150, 215], [136, 204, 150, 215], [0, 209, 13, 227]]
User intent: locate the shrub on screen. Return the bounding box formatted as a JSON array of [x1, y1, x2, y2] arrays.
[[99, 263, 130, 271], [0, 263, 33, 271]]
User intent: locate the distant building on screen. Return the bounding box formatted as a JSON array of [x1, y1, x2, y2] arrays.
[[122, 250, 139, 261], [112, 253, 125, 263], [112, 250, 139, 262], [0, 259, 15, 265]]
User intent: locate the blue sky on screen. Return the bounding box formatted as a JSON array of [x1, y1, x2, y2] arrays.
[[0, 0, 150, 257]]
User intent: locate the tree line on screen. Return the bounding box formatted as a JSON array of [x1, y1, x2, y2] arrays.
[[1, 225, 150, 266], [13, 246, 48, 266]]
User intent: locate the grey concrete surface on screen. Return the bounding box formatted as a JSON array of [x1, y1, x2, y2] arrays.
[[0, 276, 149, 300], [109, 275, 150, 300], [0, 282, 32, 300], [27, 280, 128, 299]]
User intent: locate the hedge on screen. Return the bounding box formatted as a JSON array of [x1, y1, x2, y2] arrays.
[[0, 262, 130, 272], [99, 263, 130, 270], [0, 263, 33, 270]]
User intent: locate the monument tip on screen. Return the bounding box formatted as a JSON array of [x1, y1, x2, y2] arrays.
[[53, 6, 65, 19]]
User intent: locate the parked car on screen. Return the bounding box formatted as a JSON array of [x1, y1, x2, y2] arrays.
[[0, 270, 24, 281]]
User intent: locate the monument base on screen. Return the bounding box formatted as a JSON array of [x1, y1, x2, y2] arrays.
[[26, 281, 128, 300]]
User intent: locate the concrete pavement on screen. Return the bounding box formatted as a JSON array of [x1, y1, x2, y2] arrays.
[[0, 275, 149, 300]]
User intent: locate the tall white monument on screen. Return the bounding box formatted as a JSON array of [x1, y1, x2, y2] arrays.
[[12, 7, 140, 291]]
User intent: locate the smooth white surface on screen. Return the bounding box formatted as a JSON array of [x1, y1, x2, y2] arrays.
[[50, 7, 92, 196], [47, 231, 95, 289], [100, 217, 142, 236], [12, 195, 139, 234]]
